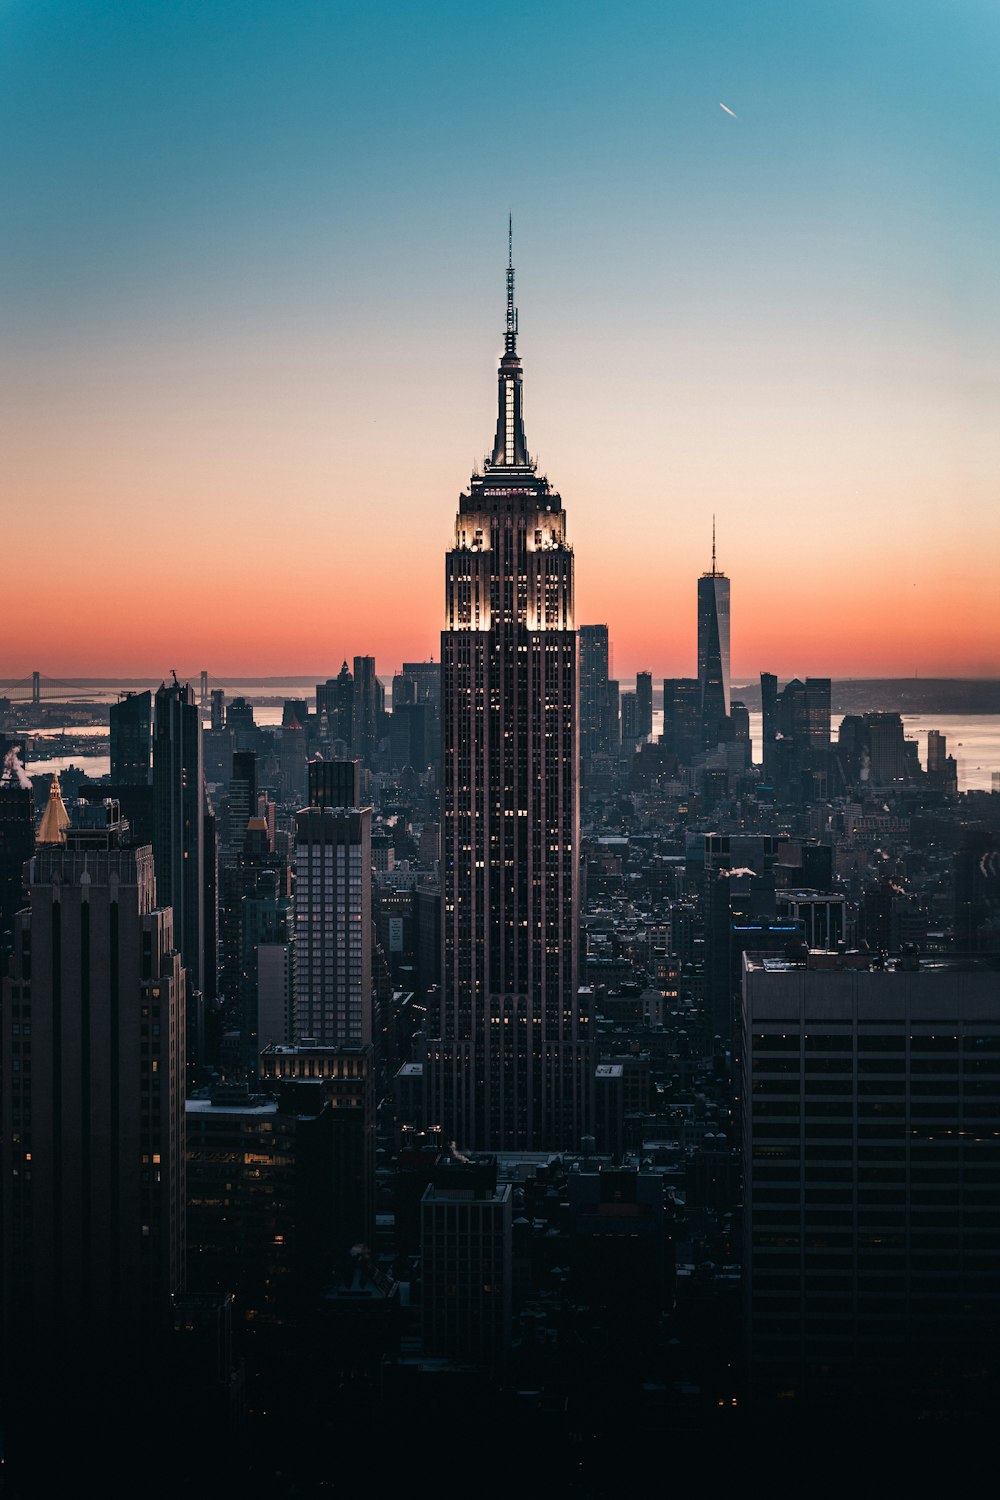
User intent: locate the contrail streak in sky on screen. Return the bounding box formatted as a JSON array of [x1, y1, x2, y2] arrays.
[[719, 102, 738, 118]]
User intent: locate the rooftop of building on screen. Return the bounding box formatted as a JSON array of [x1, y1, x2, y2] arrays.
[[421, 1179, 512, 1205], [746, 949, 1000, 975], [776, 889, 849, 901], [321, 1266, 398, 1305], [186, 1095, 279, 1116], [261, 1040, 372, 1056]]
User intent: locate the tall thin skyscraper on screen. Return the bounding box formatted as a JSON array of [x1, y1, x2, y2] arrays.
[[620, 690, 640, 753], [926, 728, 946, 775], [352, 656, 382, 768], [0, 751, 34, 971], [430, 227, 591, 1151], [579, 624, 611, 761], [153, 678, 205, 1068], [635, 670, 653, 744], [760, 671, 778, 778], [697, 520, 731, 748]]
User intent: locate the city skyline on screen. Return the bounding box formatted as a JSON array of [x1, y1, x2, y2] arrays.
[[5, 2, 999, 679], [4, 0, 1000, 1451]]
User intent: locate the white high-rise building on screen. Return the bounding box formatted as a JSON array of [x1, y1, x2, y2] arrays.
[[293, 805, 371, 1046]]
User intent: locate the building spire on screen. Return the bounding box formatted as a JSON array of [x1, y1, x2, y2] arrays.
[[712, 515, 717, 576], [490, 218, 530, 467], [36, 772, 69, 845], [505, 213, 518, 357]]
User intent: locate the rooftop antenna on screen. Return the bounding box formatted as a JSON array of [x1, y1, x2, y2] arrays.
[[505, 212, 517, 356], [711, 515, 717, 576]]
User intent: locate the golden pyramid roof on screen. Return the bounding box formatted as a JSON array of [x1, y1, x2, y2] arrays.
[[37, 773, 70, 845]]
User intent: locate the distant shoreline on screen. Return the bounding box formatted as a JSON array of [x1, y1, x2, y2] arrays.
[[3, 676, 1000, 717]]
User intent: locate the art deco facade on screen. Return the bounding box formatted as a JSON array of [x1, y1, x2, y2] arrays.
[[429, 235, 591, 1150]]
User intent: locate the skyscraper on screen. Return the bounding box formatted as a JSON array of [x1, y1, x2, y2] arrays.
[[420, 1156, 512, 1369], [742, 949, 1000, 1413], [352, 656, 383, 769], [662, 678, 701, 764], [0, 750, 34, 971], [635, 670, 653, 743], [1, 801, 185, 1357], [697, 522, 731, 749], [293, 804, 372, 1047], [153, 678, 205, 1068], [761, 675, 832, 800], [110, 690, 152, 785], [226, 749, 257, 863], [317, 662, 354, 749], [391, 660, 441, 779], [864, 711, 908, 785], [760, 671, 779, 778], [620, 689, 640, 754], [579, 624, 612, 762], [429, 228, 591, 1151]]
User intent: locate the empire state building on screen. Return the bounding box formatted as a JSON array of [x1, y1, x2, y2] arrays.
[[426, 233, 592, 1151]]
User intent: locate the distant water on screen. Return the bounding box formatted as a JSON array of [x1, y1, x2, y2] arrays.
[[18, 699, 286, 784], [899, 715, 1000, 794], [13, 691, 1000, 794], [650, 711, 999, 793], [1, 678, 392, 708]]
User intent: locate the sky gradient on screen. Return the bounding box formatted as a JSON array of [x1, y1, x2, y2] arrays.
[[3, 1, 998, 680]]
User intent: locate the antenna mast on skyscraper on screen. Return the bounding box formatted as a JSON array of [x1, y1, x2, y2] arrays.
[[505, 213, 517, 356], [712, 515, 717, 576]]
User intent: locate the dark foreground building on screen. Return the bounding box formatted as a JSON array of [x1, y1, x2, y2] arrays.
[[0, 750, 34, 970], [742, 949, 1000, 1419], [1, 801, 186, 1367]]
